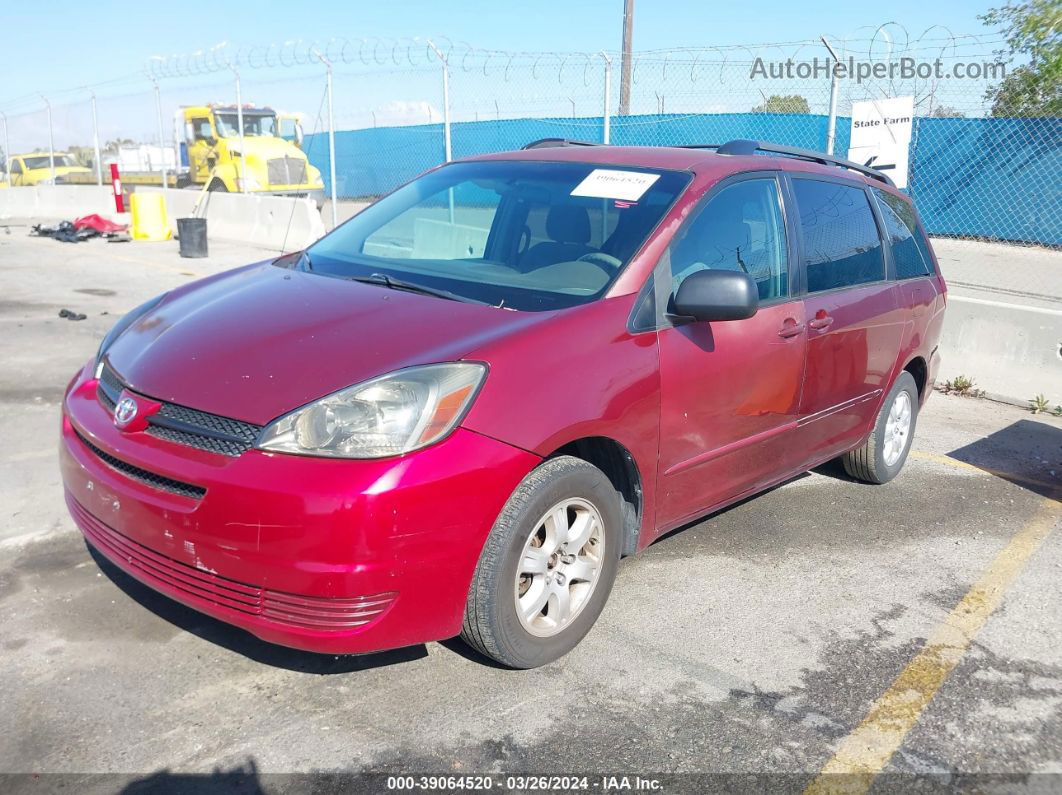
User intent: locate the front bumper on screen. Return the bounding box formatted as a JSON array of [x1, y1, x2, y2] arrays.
[[261, 188, 325, 206], [60, 362, 539, 654]]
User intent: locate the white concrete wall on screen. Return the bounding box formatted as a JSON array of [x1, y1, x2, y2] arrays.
[[0, 184, 325, 253], [938, 296, 1062, 405], [0, 185, 119, 220], [139, 188, 326, 252]]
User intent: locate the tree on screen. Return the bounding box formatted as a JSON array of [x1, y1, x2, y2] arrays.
[[69, 146, 96, 167], [930, 105, 966, 118], [751, 94, 812, 114], [104, 138, 135, 154], [981, 0, 1062, 117]]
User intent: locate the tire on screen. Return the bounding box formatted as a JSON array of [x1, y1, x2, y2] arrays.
[[207, 179, 228, 192], [461, 456, 622, 668], [842, 371, 919, 484]]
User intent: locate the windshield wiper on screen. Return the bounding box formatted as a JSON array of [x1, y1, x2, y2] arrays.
[[347, 272, 489, 305]]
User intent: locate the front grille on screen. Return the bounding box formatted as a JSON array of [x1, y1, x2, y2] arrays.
[[96, 364, 262, 457], [74, 428, 207, 499], [70, 496, 397, 632], [267, 156, 307, 186], [97, 363, 121, 411]]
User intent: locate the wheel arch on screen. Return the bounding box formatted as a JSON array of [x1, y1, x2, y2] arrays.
[[903, 355, 928, 400], [546, 436, 643, 557]]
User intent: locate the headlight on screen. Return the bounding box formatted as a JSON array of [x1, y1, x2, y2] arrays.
[[237, 175, 261, 191], [257, 362, 487, 459], [95, 293, 167, 375]]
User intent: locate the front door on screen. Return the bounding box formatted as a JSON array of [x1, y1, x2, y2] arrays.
[[186, 117, 217, 184], [655, 175, 807, 531], [787, 177, 905, 464]]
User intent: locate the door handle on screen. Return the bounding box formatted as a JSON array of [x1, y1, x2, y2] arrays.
[[809, 315, 834, 330], [777, 321, 806, 338]]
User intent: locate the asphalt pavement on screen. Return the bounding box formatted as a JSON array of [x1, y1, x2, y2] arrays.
[[1, 224, 1059, 793]]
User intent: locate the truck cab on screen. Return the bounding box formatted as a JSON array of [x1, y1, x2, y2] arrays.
[[177, 105, 323, 200], [6, 153, 91, 186]]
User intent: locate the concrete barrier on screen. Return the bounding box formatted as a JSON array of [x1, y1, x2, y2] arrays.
[[938, 296, 1062, 405], [0, 184, 325, 252], [140, 188, 325, 251], [0, 185, 118, 220]]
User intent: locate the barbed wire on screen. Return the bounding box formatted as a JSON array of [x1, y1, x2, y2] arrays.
[[0, 27, 1011, 116]]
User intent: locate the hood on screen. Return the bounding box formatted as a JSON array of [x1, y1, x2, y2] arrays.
[[104, 263, 549, 425], [34, 166, 91, 178]]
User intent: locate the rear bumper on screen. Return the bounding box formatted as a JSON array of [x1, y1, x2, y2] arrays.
[[60, 362, 539, 654]]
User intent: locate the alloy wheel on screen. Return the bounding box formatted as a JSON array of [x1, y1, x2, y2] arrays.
[[514, 497, 605, 637]]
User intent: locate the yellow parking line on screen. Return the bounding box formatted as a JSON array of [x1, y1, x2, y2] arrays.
[[804, 490, 1060, 795]]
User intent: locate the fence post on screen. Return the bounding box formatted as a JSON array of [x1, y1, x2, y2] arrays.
[[821, 35, 841, 155], [41, 95, 55, 183], [600, 52, 612, 144], [426, 40, 452, 163], [90, 91, 103, 186], [151, 79, 168, 192], [0, 112, 8, 185], [230, 66, 247, 194], [313, 49, 338, 230]]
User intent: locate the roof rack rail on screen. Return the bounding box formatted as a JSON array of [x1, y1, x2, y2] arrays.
[[522, 138, 604, 150], [683, 139, 895, 187]]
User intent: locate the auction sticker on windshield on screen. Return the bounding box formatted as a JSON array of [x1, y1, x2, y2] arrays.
[[570, 169, 661, 201]]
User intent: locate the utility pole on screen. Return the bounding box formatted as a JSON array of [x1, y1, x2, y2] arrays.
[[619, 0, 634, 115]]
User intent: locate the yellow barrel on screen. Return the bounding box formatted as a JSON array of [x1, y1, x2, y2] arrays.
[[130, 192, 172, 242]]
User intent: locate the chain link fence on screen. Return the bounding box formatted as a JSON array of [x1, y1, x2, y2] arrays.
[[2, 32, 1059, 301]]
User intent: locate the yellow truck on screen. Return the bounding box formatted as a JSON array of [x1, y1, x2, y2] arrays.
[[63, 104, 324, 203], [5, 153, 92, 186]]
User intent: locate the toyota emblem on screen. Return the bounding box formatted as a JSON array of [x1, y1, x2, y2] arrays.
[[114, 396, 138, 427]]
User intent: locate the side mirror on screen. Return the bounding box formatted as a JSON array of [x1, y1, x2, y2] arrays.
[[671, 269, 759, 323]]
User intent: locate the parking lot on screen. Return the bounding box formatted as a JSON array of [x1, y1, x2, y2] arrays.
[[1, 225, 1060, 792]]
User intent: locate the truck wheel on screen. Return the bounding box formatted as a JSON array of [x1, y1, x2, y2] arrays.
[[207, 179, 228, 192], [461, 456, 621, 668], [842, 371, 919, 484]]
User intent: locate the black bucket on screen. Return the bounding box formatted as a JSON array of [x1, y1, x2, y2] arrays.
[[176, 217, 208, 258]]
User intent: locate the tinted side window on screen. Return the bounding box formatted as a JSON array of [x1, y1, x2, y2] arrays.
[[668, 178, 789, 302], [874, 188, 933, 278], [10, 160, 22, 174], [792, 179, 884, 293]]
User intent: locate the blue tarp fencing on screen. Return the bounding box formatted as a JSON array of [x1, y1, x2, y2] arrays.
[[305, 113, 1062, 245]]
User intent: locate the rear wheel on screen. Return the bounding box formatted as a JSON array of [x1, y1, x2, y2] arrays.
[[461, 456, 621, 668], [842, 371, 918, 484]]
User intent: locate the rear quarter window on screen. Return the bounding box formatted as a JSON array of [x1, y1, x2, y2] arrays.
[[873, 188, 934, 279]]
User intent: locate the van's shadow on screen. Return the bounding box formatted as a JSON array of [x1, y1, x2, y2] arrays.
[[945, 418, 1061, 500], [87, 546, 428, 673]]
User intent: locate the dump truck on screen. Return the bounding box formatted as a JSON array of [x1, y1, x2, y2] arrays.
[[63, 105, 324, 203], [6, 153, 92, 186]]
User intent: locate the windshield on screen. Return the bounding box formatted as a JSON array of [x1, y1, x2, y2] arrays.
[[214, 112, 277, 138], [25, 155, 75, 169], [305, 160, 690, 311]]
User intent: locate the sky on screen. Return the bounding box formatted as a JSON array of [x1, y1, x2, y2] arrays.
[[3, 0, 1000, 102], [0, 0, 1007, 153]]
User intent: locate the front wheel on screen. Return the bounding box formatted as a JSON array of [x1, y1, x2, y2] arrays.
[[461, 456, 621, 668], [842, 371, 919, 484]]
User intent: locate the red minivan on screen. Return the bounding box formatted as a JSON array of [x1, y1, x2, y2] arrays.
[[60, 139, 946, 668]]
